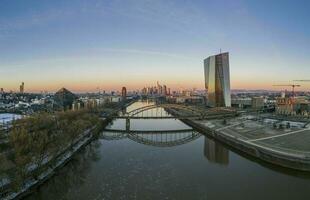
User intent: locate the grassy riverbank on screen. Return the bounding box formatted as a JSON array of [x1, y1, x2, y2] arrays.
[[0, 101, 129, 199]]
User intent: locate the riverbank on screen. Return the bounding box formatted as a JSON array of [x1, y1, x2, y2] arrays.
[[1, 119, 109, 200], [163, 106, 310, 171], [0, 100, 135, 200], [21, 101, 310, 200], [182, 118, 310, 171], [3, 126, 98, 200]]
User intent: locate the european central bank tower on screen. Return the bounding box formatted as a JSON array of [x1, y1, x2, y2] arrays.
[[204, 52, 231, 107]]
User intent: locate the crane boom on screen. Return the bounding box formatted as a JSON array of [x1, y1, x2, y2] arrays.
[[273, 85, 301, 86], [272, 84, 301, 97]]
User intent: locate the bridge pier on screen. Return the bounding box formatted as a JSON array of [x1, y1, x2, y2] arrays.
[[126, 118, 130, 132]]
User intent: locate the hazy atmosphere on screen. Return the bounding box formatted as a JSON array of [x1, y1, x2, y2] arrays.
[[2, 1, 310, 200], [1, 0, 310, 92]]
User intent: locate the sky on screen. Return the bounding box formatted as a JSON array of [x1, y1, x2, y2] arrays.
[[0, 0, 310, 92]]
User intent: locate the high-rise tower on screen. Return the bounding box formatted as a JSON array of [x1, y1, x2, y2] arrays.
[[20, 82, 25, 93], [204, 52, 231, 107], [121, 87, 127, 100]]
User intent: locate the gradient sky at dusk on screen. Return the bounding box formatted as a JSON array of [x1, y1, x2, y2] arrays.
[[1, 0, 310, 92]]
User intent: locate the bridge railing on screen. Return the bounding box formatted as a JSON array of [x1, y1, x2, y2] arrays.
[[117, 104, 238, 120], [125, 104, 204, 118]]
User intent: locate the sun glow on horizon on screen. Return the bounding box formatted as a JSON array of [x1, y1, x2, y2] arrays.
[[1, 1, 310, 93]]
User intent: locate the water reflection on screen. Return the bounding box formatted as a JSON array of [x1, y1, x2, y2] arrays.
[[204, 137, 229, 166], [24, 101, 310, 200], [25, 134, 310, 200], [24, 142, 101, 200], [101, 131, 201, 147]]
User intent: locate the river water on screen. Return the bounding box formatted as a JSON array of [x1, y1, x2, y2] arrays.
[[25, 101, 310, 200]]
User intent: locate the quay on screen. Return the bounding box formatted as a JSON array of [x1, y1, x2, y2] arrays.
[[160, 106, 310, 171], [106, 102, 310, 171], [183, 117, 310, 171]]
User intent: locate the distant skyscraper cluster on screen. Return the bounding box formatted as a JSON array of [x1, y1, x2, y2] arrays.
[[204, 52, 231, 107], [0, 82, 26, 94], [141, 81, 170, 96]]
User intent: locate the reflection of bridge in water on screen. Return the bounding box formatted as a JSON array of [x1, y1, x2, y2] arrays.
[[103, 102, 231, 162], [101, 130, 201, 147], [101, 130, 229, 166]]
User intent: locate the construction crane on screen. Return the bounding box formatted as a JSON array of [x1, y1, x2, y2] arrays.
[[293, 80, 310, 92], [273, 84, 301, 97], [293, 80, 310, 82]]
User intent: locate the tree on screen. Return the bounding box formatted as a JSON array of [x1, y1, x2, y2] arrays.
[[6, 106, 101, 191], [9, 126, 32, 189]]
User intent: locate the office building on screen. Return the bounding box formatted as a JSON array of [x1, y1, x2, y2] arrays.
[[163, 85, 167, 96], [121, 87, 127, 100], [204, 52, 231, 107], [20, 82, 25, 93], [54, 87, 77, 110], [252, 97, 265, 109]]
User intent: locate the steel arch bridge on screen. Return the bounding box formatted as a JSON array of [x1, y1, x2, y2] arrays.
[[116, 104, 205, 119], [100, 130, 201, 147], [112, 104, 237, 120]]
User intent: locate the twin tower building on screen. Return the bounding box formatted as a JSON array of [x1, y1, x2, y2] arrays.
[[204, 52, 231, 107]]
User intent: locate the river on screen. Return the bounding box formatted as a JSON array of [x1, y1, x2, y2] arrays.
[[25, 101, 310, 200]]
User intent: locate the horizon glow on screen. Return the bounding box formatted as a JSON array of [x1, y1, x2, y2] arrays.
[[1, 0, 310, 93]]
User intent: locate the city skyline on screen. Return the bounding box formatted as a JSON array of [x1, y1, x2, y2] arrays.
[[1, 0, 310, 92], [2, 1, 310, 199]]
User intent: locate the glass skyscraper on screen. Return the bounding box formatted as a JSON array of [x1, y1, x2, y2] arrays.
[[204, 52, 231, 107]]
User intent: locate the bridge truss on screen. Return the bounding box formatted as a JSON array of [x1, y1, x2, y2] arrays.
[[101, 130, 201, 147], [113, 104, 237, 120]]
